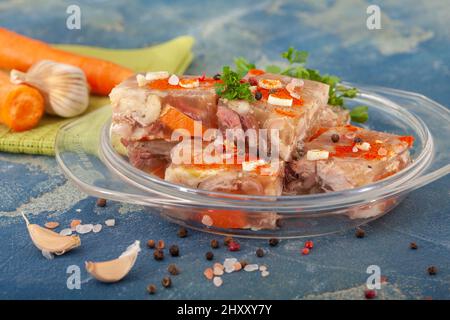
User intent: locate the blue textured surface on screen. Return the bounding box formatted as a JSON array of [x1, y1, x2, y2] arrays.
[[0, 0, 449, 300]]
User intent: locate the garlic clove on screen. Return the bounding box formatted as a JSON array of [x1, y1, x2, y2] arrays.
[[21, 212, 81, 255], [85, 240, 140, 283], [10, 60, 89, 118]]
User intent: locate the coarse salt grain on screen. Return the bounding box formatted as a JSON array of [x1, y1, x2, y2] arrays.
[[201, 215, 213, 227], [59, 228, 72, 236], [145, 71, 169, 81], [261, 270, 270, 277], [204, 268, 214, 280], [213, 266, 224, 276], [352, 146, 359, 153], [168, 74, 180, 86], [225, 267, 235, 273], [213, 276, 223, 287], [105, 219, 115, 227], [357, 142, 371, 151], [76, 224, 93, 234], [75, 209, 81, 213], [92, 224, 102, 233], [233, 262, 242, 271], [259, 265, 267, 272], [70, 219, 81, 230], [136, 74, 148, 87], [244, 264, 259, 272]]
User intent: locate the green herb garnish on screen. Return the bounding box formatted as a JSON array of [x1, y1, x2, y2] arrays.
[[233, 47, 369, 123], [215, 66, 254, 102]]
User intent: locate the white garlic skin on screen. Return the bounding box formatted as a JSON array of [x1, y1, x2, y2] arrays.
[[10, 60, 90, 118]]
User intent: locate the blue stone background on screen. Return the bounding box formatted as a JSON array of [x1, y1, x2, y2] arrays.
[[0, 0, 449, 299]]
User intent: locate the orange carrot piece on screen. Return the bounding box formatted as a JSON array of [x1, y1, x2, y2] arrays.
[[0, 71, 44, 131], [0, 28, 133, 96], [159, 105, 205, 137], [197, 210, 249, 229]]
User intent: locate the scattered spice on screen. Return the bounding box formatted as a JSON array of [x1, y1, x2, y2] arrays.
[[255, 91, 262, 100], [233, 262, 242, 271], [44, 221, 59, 229], [224, 236, 233, 246], [161, 276, 172, 288], [355, 228, 365, 238], [153, 249, 164, 261], [268, 238, 279, 247], [301, 248, 310, 255], [104, 219, 115, 227], [427, 266, 438, 275], [354, 137, 363, 144], [213, 73, 221, 80], [205, 251, 214, 261], [167, 264, 180, 275], [256, 248, 265, 258], [96, 198, 107, 207], [169, 245, 179, 257], [304, 240, 314, 249], [177, 227, 188, 238], [213, 276, 223, 287], [157, 240, 165, 250], [364, 289, 377, 299], [70, 219, 81, 229], [240, 260, 248, 268], [213, 265, 224, 276], [210, 239, 220, 249], [409, 242, 418, 250], [147, 284, 157, 294], [204, 268, 214, 280], [331, 133, 340, 143], [228, 241, 240, 252], [147, 239, 155, 249], [248, 77, 258, 86]]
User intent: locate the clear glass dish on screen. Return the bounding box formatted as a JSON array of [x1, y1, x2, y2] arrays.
[[55, 84, 450, 238]]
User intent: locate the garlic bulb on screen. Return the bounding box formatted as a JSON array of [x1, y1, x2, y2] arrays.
[[10, 60, 89, 118]]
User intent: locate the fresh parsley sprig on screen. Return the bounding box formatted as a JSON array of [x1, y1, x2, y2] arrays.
[[215, 66, 254, 102], [233, 47, 369, 123]]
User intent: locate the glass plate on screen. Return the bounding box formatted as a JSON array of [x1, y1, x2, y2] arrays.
[[55, 84, 450, 238]]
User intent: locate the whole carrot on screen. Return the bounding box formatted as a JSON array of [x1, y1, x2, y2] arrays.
[[0, 28, 133, 95], [0, 71, 45, 132]]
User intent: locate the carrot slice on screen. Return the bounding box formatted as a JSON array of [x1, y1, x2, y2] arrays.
[[0, 28, 133, 95], [197, 209, 249, 229], [0, 71, 44, 131], [159, 105, 205, 137]]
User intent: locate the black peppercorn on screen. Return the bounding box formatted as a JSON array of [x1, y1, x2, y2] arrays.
[[210, 239, 220, 249], [224, 236, 233, 246], [96, 198, 107, 207], [169, 245, 179, 257], [256, 248, 265, 257], [255, 91, 262, 100], [268, 238, 279, 247], [240, 260, 248, 268], [354, 137, 363, 144], [147, 239, 155, 249], [167, 264, 180, 275], [427, 266, 437, 275], [147, 284, 157, 294], [355, 228, 365, 238], [177, 227, 188, 238], [213, 73, 221, 80], [331, 134, 340, 143], [205, 251, 214, 261], [153, 249, 164, 261], [410, 242, 418, 250], [162, 276, 172, 288]]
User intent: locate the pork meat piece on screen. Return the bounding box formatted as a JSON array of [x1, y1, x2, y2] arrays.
[[285, 125, 414, 194]]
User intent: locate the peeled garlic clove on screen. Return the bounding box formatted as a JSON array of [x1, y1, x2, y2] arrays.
[[85, 240, 140, 283], [21, 212, 81, 255], [10, 60, 89, 118]]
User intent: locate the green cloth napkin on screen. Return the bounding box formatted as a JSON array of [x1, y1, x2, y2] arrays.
[[0, 36, 194, 156]]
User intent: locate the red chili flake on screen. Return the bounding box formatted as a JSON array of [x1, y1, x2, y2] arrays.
[[364, 289, 377, 299], [304, 240, 314, 249], [301, 248, 310, 255], [198, 73, 206, 81], [228, 241, 240, 252]]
